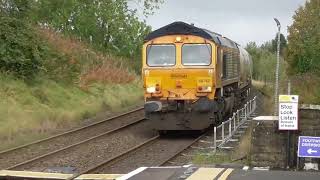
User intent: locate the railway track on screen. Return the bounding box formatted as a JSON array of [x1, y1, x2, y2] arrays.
[[10, 118, 156, 173], [0, 108, 145, 170], [82, 95, 260, 175], [81, 133, 206, 175]]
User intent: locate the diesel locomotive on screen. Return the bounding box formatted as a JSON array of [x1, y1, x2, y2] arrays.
[[142, 22, 252, 132]]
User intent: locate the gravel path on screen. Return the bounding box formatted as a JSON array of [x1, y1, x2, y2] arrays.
[[0, 109, 144, 169], [91, 136, 198, 174], [13, 120, 156, 173]]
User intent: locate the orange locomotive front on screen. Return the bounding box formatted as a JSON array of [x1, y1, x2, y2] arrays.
[[142, 22, 252, 132]]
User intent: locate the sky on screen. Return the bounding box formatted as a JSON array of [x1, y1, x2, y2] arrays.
[[134, 0, 306, 46]]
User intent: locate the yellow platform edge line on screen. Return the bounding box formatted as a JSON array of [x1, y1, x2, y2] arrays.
[[75, 174, 123, 180], [0, 170, 73, 179], [218, 168, 234, 180], [186, 168, 225, 180]]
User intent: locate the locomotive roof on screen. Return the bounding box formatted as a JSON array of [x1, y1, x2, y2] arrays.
[[144, 21, 238, 49]]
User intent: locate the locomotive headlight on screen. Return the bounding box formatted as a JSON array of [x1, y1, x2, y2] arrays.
[[175, 36, 182, 42], [197, 86, 212, 92], [146, 83, 161, 93], [147, 87, 156, 93], [205, 86, 212, 92], [197, 77, 212, 93]]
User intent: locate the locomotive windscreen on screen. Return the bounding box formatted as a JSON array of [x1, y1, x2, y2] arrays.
[[147, 44, 176, 66], [182, 44, 212, 66]]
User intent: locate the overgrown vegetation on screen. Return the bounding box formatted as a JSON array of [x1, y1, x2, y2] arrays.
[[0, 17, 45, 79], [286, 0, 320, 75], [0, 0, 163, 149], [0, 75, 143, 150], [248, 0, 320, 105], [246, 35, 287, 83]]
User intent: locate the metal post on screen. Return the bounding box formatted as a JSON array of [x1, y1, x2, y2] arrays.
[[274, 18, 281, 116], [229, 119, 232, 137], [233, 113, 236, 130], [237, 110, 240, 125], [248, 102, 250, 114], [244, 104, 247, 120], [287, 80, 291, 168], [214, 126, 217, 152], [241, 108, 244, 121], [222, 122, 225, 140]]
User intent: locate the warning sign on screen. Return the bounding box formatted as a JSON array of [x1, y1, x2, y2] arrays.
[[278, 95, 299, 130]]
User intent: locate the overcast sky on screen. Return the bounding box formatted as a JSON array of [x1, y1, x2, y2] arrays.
[[135, 0, 306, 46]]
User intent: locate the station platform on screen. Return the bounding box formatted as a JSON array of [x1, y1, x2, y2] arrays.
[[1, 166, 320, 180]]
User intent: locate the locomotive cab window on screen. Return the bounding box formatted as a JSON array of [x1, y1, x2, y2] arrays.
[[182, 44, 211, 66], [147, 44, 175, 66]]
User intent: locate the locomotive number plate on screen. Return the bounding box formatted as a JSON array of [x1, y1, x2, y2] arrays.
[[197, 77, 212, 86]]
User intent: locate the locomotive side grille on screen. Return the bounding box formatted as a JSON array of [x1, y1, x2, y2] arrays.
[[223, 48, 239, 79]]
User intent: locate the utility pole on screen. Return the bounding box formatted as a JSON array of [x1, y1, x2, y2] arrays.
[[274, 18, 281, 116]]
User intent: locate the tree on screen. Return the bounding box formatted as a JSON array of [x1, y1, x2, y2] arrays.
[[271, 33, 287, 56], [0, 17, 45, 78], [259, 34, 287, 56], [1, 0, 162, 74], [246, 41, 287, 82], [286, 0, 320, 75], [0, 0, 35, 19], [33, 0, 156, 72]]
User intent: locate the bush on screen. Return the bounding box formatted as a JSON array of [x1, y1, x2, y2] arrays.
[[0, 17, 45, 78]]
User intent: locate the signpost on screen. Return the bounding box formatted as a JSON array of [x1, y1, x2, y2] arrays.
[[298, 136, 320, 158], [278, 95, 299, 130], [279, 94, 299, 168]]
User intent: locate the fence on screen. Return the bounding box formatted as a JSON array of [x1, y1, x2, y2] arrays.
[[213, 96, 257, 152]]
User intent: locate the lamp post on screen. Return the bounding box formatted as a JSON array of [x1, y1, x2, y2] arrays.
[[274, 18, 281, 116]]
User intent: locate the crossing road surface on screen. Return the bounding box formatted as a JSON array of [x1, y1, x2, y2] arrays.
[[228, 169, 320, 180], [1, 167, 320, 179], [120, 167, 320, 180]]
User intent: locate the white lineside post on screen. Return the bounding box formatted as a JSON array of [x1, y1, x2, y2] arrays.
[[254, 97, 256, 111], [255, 96, 257, 110], [229, 118, 232, 137], [248, 100, 250, 115], [233, 113, 236, 130], [252, 99, 254, 113], [244, 104, 247, 120], [221, 121, 225, 140], [214, 126, 217, 152], [237, 110, 240, 124]]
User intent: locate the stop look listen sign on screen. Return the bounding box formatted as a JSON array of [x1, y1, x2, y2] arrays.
[[278, 95, 299, 130]]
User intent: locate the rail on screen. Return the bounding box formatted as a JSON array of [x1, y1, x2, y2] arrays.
[[213, 96, 257, 151], [6, 118, 146, 170], [0, 107, 144, 155]]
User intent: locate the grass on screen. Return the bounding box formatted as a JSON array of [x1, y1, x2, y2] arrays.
[[253, 73, 320, 115], [192, 151, 231, 165], [0, 74, 143, 151], [290, 73, 320, 104]]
